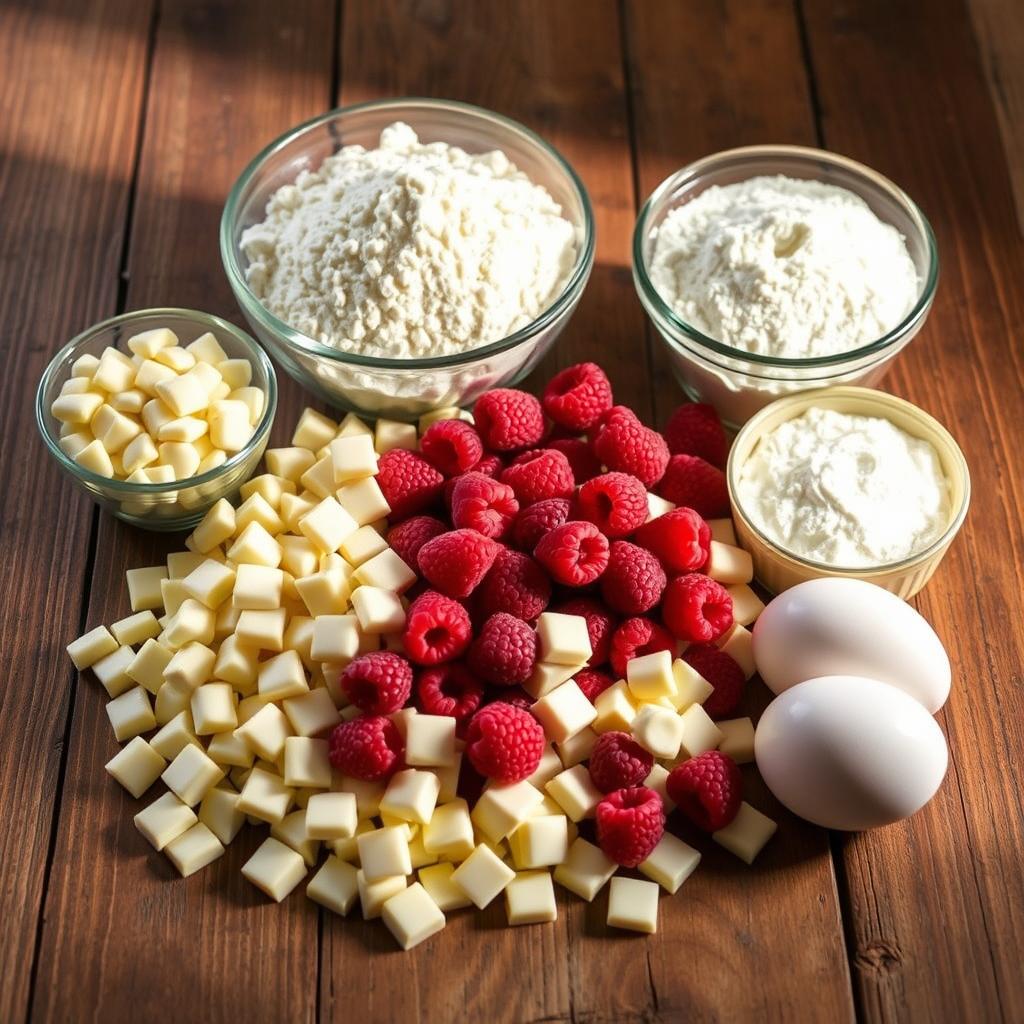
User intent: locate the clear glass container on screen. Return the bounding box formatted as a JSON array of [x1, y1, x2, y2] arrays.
[[633, 146, 939, 428], [220, 98, 595, 422], [36, 308, 277, 530]]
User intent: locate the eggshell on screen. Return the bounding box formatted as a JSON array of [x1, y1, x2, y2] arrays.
[[752, 577, 951, 712], [755, 675, 948, 830]]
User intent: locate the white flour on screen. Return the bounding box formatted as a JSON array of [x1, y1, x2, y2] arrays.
[[241, 122, 577, 359], [649, 175, 919, 358], [737, 407, 950, 567]]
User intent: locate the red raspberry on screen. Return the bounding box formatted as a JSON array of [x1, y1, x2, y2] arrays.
[[501, 449, 575, 505], [575, 472, 649, 538], [682, 644, 745, 718], [328, 715, 403, 782], [593, 405, 639, 437], [596, 786, 665, 867], [589, 732, 655, 793], [420, 419, 484, 476], [340, 651, 413, 714], [467, 613, 539, 686], [574, 668, 615, 702], [592, 414, 669, 487], [664, 402, 729, 468], [417, 529, 501, 598], [497, 689, 534, 711], [403, 590, 473, 665], [600, 540, 666, 615], [465, 701, 545, 782], [512, 498, 572, 551], [541, 362, 614, 432], [534, 521, 610, 587], [450, 472, 519, 539], [387, 515, 447, 568], [656, 454, 730, 519], [662, 574, 733, 643], [474, 389, 545, 452], [667, 750, 742, 831], [376, 449, 444, 521], [609, 616, 676, 678], [475, 548, 551, 621], [468, 453, 503, 477], [546, 438, 603, 483], [553, 597, 616, 666], [633, 507, 711, 573], [416, 663, 484, 735]]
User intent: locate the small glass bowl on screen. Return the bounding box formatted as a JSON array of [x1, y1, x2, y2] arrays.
[[727, 386, 970, 600], [36, 308, 277, 530], [633, 146, 939, 428], [220, 97, 595, 421]]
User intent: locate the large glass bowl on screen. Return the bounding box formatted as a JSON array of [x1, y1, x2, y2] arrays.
[[633, 146, 939, 428], [221, 98, 595, 421], [36, 308, 277, 530]]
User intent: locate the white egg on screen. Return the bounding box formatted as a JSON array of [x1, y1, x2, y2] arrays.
[[752, 577, 951, 712], [754, 675, 948, 830]]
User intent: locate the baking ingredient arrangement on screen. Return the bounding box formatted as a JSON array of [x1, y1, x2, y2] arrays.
[[48, 101, 969, 953]]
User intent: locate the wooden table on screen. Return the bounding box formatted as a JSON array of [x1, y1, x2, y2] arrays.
[[3, 2, 1022, 1021]]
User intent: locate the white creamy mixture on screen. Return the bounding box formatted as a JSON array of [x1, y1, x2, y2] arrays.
[[738, 407, 950, 567], [241, 122, 577, 359], [649, 175, 919, 358]]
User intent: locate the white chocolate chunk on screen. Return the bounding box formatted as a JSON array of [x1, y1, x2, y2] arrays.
[[191, 498, 236, 553], [163, 642, 216, 691], [270, 809, 321, 866], [161, 598, 216, 649], [266, 446, 316, 482], [607, 877, 659, 933], [106, 685, 156, 741], [523, 660, 582, 699], [336, 477, 391, 526], [646, 492, 676, 521], [505, 871, 557, 925], [235, 702, 293, 762], [134, 792, 197, 851], [626, 649, 676, 701], [164, 822, 225, 877], [716, 717, 756, 764], [592, 680, 639, 734], [206, 729, 255, 770], [644, 764, 676, 813], [52, 391, 105, 425], [631, 704, 685, 760], [713, 802, 777, 863], [352, 548, 414, 593], [471, 781, 544, 843], [536, 613, 592, 666], [508, 815, 569, 870], [208, 399, 253, 452], [105, 737, 166, 798], [639, 833, 701, 893], [418, 406, 473, 432], [526, 743, 566, 787], [92, 645, 137, 697], [422, 799, 475, 862], [74, 439, 114, 478], [283, 736, 331, 788], [128, 327, 177, 358], [299, 497, 358, 554], [110, 610, 160, 647], [450, 844, 515, 909], [678, 703, 724, 759], [545, 765, 602, 822], [381, 881, 446, 950], [555, 727, 597, 770], [380, 769, 441, 826], [235, 493, 284, 536], [232, 564, 283, 610], [282, 687, 340, 737], [198, 784, 245, 845], [418, 862, 472, 911], [191, 683, 237, 735], [227, 521, 282, 568], [670, 658, 715, 710], [357, 869, 406, 919], [212, 633, 258, 690], [240, 474, 296, 508], [236, 607, 287, 652], [307, 855, 359, 915], [310, 613, 361, 664], [351, 586, 405, 635], [358, 826, 413, 882], [708, 517, 737, 545], [182, 559, 236, 610], [404, 714, 456, 768], [258, 649, 308, 701], [374, 418, 418, 454], [242, 837, 307, 901], [158, 416, 208, 444], [162, 743, 224, 806], [707, 541, 754, 585], [531, 680, 597, 744], [292, 408, 337, 451], [727, 584, 766, 626], [92, 348, 136, 392], [71, 352, 101, 377], [717, 623, 755, 679], [553, 837, 617, 901], [237, 767, 294, 824], [330, 433, 378, 484], [305, 792, 358, 841], [125, 566, 167, 611]]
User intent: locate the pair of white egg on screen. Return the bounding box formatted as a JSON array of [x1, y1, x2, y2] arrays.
[[752, 578, 950, 831]]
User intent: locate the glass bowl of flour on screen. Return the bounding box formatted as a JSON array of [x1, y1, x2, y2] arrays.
[[221, 99, 594, 420], [633, 146, 938, 428]]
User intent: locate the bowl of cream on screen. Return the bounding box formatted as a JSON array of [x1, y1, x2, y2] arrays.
[[726, 386, 970, 599], [632, 146, 939, 427]]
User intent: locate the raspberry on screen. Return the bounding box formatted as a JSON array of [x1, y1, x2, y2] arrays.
[[417, 529, 501, 598], [663, 402, 729, 468], [633, 507, 711, 573], [661, 574, 733, 643], [595, 786, 665, 867], [534, 521, 610, 587], [574, 668, 615, 702], [609, 616, 676, 678], [467, 613, 539, 686], [416, 663, 484, 734], [387, 515, 447, 568], [575, 472, 649, 538], [328, 715, 403, 782], [465, 701, 545, 782], [340, 651, 413, 714], [497, 689, 534, 712], [474, 389, 545, 452], [600, 540, 666, 615], [450, 472, 519, 539], [592, 414, 669, 487], [593, 405, 639, 437], [589, 731, 655, 793], [376, 449, 444, 521], [682, 644, 745, 718], [546, 438, 603, 483], [667, 750, 742, 831], [553, 597, 616, 666], [419, 419, 484, 476], [468, 453, 504, 477], [512, 498, 572, 551], [541, 362, 614, 432], [403, 590, 473, 665], [656, 454, 730, 519], [475, 548, 551, 621], [501, 449, 575, 505]]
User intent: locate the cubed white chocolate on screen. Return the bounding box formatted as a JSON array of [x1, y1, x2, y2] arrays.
[[161, 598, 216, 649], [292, 408, 337, 451], [107, 685, 156, 741], [164, 822, 225, 877], [234, 702, 293, 762], [508, 815, 569, 870], [160, 578, 189, 617], [639, 832, 701, 893], [181, 559, 236, 610], [505, 871, 556, 925], [717, 623, 756, 680], [231, 564, 283, 611], [646, 492, 676, 521], [126, 638, 174, 695], [235, 493, 284, 536], [67, 625, 118, 669], [282, 736, 331, 789], [670, 658, 715, 710], [134, 791, 197, 851], [352, 549, 414, 595], [307, 855, 360, 916], [644, 763, 676, 813], [727, 584, 765, 626], [545, 765, 602, 822], [450, 843, 515, 909], [379, 769, 441, 827], [270, 809, 321, 866], [206, 729, 255, 770], [257, 649, 308, 702], [404, 714, 456, 768], [531, 680, 597, 744], [279, 534, 320, 579], [299, 454, 336, 499], [357, 869, 407, 919], [110, 610, 161, 647], [185, 331, 228, 365], [305, 791, 358, 841], [336, 477, 391, 526], [294, 564, 351, 616], [553, 837, 617, 901], [198, 784, 245, 845], [93, 645, 138, 697], [236, 607, 287, 652], [351, 586, 405, 635], [418, 406, 473, 432], [227, 522, 282, 568], [526, 743, 566, 786], [266, 446, 316, 483], [71, 351, 102, 377], [678, 703, 724, 758], [592, 680, 639, 734], [422, 799, 475, 862], [626, 649, 676, 701], [339, 775, 385, 818], [92, 347, 136, 392], [471, 781, 544, 842], [555, 727, 597, 770], [105, 736, 166, 798], [418, 862, 472, 911], [713, 802, 777, 864], [358, 826, 413, 882], [607, 876, 659, 934], [212, 633, 258, 690], [523, 660, 582, 699], [299, 496, 358, 555], [330, 433, 378, 484], [631, 705, 684, 760], [536, 613, 592, 666], [281, 688, 341, 740], [242, 837, 307, 901], [381, 882, 446, 950], [52, 391, 105, 426], [191, 683, 237, 735], [237, 766, 294, 824], [707, 517, 737, 545], [706, 541, 754, 585], [153, 681, 191, 726], [374, 418, 417, 454], [149, 709, 200, 760], [716, 717, 756, 764], [240, 473, 297, 509], [164, 641, 216, 691], [190, 498, 236, 553], [309, 613, 360, 664], [162, 743, 224, 806]]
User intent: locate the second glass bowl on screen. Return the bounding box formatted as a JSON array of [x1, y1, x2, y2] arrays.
[[221, 98, 595, 421]]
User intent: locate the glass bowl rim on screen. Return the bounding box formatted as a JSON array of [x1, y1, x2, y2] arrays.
[[219, 96, 596, 371], [36, 306, 278, 493], [725, 385, 971, 576], [633, 144, 940, 370]]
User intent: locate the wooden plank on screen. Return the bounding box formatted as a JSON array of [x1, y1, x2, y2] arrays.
[[0, 2, 153, 1020], [800, 1, 1024, 1020], [619, 3, 856, 1020], [29, 3, 335, 1022]]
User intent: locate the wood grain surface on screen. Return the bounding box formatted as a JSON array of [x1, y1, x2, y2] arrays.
[[2, 1, 1023, 1022]]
